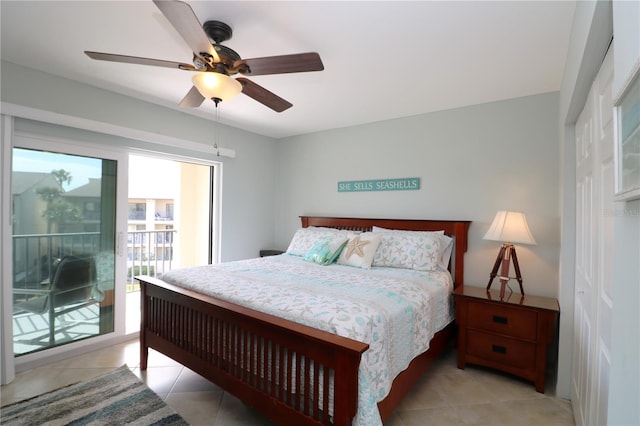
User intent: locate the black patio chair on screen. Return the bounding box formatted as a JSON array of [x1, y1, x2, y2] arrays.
[[13, 255, 98, 346]]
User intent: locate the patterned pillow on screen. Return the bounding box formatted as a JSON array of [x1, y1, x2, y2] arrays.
[[371, 227, 452, 270], [372, 232, 442, 271], [286, 227, 349, 257], [337, 232, 382, 269], [304, 235, 349, 265]]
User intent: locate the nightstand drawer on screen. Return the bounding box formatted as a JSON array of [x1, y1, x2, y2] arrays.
[[467, 301, 537, 340], [466, 330, 536, 369]]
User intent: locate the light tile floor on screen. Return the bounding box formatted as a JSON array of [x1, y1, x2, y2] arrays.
[[1, 339, 575, 425]]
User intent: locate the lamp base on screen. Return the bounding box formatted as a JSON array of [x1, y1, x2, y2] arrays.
[[499, 280, 508, 300], [487, 243, 524, 298]]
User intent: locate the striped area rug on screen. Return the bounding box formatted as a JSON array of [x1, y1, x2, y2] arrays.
[[1, 365, 188, 425]]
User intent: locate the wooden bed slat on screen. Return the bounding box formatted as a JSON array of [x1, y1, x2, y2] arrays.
[[138, 216, 470, 425]]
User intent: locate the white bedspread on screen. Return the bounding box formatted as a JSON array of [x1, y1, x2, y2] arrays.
[[160, 254, 454, 425]]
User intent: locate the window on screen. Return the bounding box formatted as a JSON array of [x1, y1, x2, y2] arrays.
[[128, 203, 146, 220]]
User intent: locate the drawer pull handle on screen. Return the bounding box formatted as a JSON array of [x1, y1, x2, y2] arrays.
[[493, 315, 508, 325], [492, 345, 507, 354]]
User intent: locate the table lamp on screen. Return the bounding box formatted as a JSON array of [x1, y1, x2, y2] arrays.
[[483, 211, 536, 299]]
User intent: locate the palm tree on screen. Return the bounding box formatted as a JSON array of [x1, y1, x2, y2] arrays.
[[36, 169, 81, 233], [51, 169, 72, 188]]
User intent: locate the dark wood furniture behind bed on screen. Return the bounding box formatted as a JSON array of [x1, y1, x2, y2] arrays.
[[138, 216, 470, 425]]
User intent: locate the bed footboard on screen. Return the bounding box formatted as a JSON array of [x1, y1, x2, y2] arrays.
[[138, 275, 369, 426]]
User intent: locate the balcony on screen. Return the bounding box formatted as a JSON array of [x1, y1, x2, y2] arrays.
[[128, 211, 146, 221], [13, 232, 101, 289], [154, 212, 173, 221], [13, 229, 177, 294], [12, 229, 178, 354]]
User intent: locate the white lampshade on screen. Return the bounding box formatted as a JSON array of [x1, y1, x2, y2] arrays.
[[192, 72, 242, 102], [483, 211, 536, 245]]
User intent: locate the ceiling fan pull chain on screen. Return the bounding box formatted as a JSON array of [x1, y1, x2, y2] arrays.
[[214, 102, 221, 156]]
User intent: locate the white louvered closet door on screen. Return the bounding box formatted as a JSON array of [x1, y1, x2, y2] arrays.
[[573, 47, 614, 426]]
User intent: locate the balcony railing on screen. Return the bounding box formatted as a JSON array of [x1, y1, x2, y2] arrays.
[[126, 229, 177, 291], [154, 212, 174, 221], [13, 232, 101, 288], [12, 229, 178, 293], [128, 211, 146, 220]]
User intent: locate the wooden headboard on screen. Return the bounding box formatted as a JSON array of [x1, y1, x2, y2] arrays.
[[300, 216, 471, 288]]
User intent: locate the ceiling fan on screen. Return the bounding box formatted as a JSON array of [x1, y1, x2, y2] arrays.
[[85, 0, 324, 112]]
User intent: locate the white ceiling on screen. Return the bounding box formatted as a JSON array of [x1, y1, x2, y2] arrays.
[[1, 1, 576, 139]]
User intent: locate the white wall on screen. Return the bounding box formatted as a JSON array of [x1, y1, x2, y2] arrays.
[[609, 0, 640, 423], [274, 92, 561, 298], [0, 60, 279, 261], [609, 200, 640, 426], [613, 0, 640, 98]]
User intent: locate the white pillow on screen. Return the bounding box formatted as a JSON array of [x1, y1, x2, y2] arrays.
[[372, 232, 442, 271], [438, 234, 454, 270], [372, 226, 452, 270], [371, 226, 444, 236], [337, 232, 382, 269], [286, 227, 349, 257]]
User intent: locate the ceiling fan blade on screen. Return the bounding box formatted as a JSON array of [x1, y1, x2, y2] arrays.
[[236, 78, 292, 112], [179, 86, 205, 107], [236, 52, 324, 76], [85, 51, 197, 71], [153, 0, 220, 63]]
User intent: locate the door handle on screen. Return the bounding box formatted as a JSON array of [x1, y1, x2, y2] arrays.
[[116, 232, 124, 256]]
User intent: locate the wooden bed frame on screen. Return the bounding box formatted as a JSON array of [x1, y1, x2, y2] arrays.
[[138, 216, 470, 425]]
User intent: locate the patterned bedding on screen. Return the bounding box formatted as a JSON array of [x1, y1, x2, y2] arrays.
[[160, 254, 454, 425]]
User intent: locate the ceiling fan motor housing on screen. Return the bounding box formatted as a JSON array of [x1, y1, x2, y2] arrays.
[[202, 20, 242, 72], [204, 20, 232, 43]]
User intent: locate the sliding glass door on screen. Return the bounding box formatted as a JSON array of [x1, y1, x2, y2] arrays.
[[1, 116, 219, 382], [11, 142, 126, 356], [125, 154, 217, 334]]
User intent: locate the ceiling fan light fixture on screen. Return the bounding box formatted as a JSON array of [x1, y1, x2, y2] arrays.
[[192, 72, 242, 102]]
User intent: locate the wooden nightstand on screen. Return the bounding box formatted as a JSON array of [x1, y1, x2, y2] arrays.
[[259, 249, 284, 257], [453, 285, 559, 393]]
